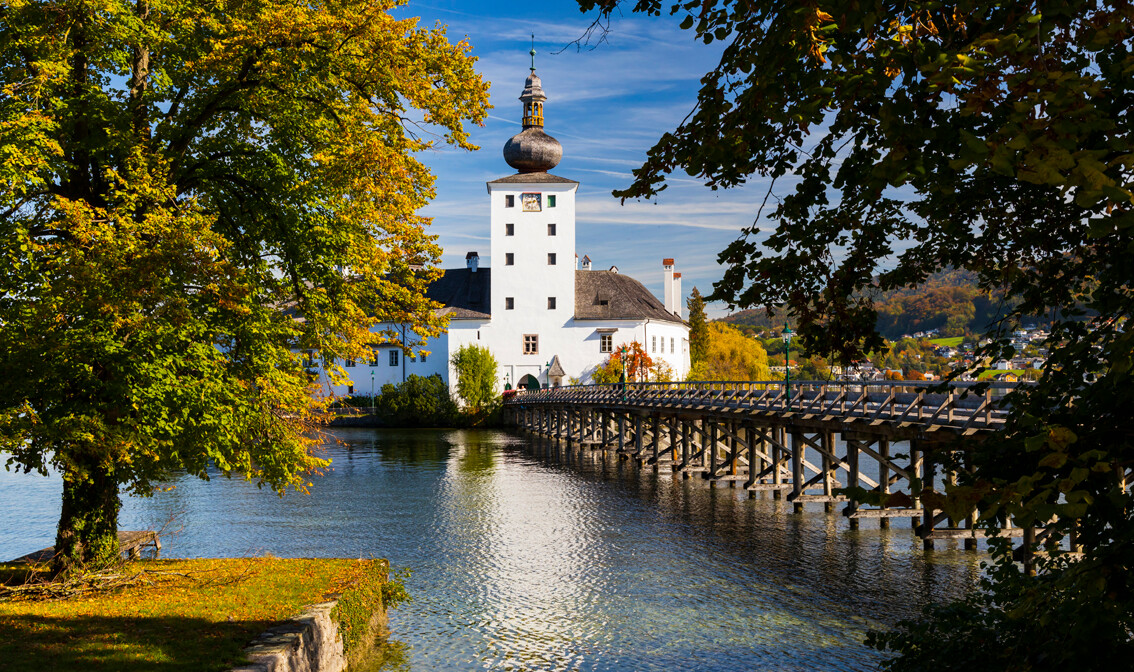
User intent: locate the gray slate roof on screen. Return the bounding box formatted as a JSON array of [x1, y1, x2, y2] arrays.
[[574, 270, 684, 324], [423, 268, 684, 324], [487, 171, 578, 184], [426, 268, 491, 319]]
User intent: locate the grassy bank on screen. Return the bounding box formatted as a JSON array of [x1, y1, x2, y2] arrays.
[[0, 557, 394, 672]]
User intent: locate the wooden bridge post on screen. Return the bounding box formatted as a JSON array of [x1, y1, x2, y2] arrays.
[[681, 419, 690, 478], [822, 430, 835, 513], [617, 413, 626, 453], [709, 420, 719, 482], [845, 434, 860, 529], [601, 410, 609, 449], [879, 438, 891, 529], [922, 442, 936, 551], [634, 414, 644, 456], [791, 429, 804, 513], [772, 425, 783, 500], [652, 413, 661, 467], [744, 423, 757, 496], [964, 450, 977, 550], [910, 441, 922, 528], [566, 409, 574, 449]]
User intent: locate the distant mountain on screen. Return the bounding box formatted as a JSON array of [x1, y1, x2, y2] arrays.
[[716, 269, 1015, 340]]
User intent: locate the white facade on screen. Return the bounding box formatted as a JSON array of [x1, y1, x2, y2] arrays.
[[316, 67, 689, 398]]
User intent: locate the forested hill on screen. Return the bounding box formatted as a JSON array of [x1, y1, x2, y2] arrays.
[[717, 270, 1012, 339]]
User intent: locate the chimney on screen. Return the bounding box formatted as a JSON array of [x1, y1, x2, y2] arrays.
[[663, 258, 676, 314], [466, 251, 479, 273], [581, 255, 592, 271], [673, 272, 683, 319]]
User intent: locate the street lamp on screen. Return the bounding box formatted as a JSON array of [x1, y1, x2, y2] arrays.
[[782, 324, 794, 409]]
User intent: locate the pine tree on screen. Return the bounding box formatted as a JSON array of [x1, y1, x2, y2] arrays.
[[687, 287, 709, 368]]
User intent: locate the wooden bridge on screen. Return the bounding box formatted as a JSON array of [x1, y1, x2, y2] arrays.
[[502, 380, 1027, 553]]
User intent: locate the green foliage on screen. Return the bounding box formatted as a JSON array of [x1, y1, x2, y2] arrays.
[[687, 322, 771, 381], [450, 345, 499, 414], [333, 561, 410, 659], [582, 0, 1134, 665], [0, 0, 490, 566], [375, 375, 457, 427], [687, 287, 709, 366]]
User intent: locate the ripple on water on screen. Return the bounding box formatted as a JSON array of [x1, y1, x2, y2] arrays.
[[0, 429, 980, 671]]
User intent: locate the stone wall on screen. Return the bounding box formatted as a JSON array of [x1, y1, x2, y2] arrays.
[[231, 598, 382, 672]]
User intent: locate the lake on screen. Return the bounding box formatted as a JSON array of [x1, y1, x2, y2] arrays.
[[0, 428, 983, 671]]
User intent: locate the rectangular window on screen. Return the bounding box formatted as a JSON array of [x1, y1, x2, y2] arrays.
[[505, 253, 514, 266], [348, 384, 355, 395], [421, 353, 427, 363], [389, 350, 399, 367], [410, 354, 417, 362], [369, 350, 378, 366], [547, 223, 556, 236], [505, 223, 514, 236], [506, 297, 514, 310], [547, 253, 556, 265], [548, 194, 557, 208], [671, 337, 675, 354], [505, 194, 514, 208], [600, 334, 613, 353], [521, 192, 541, 211], [345, 358, 356, 368], [547, 297, 556, 310], [524, 334, 539, 355], [652, 336, 657, 353]]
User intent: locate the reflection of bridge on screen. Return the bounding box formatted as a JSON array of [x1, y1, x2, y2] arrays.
[[503, 380, 1032, 554]]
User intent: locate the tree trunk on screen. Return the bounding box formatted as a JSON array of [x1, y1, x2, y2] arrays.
[[55, 462, 121, 571]]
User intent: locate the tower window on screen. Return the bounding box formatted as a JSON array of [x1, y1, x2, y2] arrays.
[[600, 334, 613, 353], [547, 297, 556, 310], [548, 195, 557, 208], [505, 195, 514, 208], [524, 334, 539, 355], [547, 223, 556, 236], [505, 223, 514, 236], [547, 253, 556, 265], [389, 350, 399, 367], [506, 297, 514, 310], [505, 253, 514, 266]]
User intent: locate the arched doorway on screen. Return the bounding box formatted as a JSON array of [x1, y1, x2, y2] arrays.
[[518, 374, 541, 391]]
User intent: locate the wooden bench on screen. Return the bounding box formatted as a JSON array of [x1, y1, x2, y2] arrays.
[[8, 530, 161, 564]]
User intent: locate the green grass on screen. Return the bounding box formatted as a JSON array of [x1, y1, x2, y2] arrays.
[[977, 369, 1027, 380], [0, 557, 388, 672], [928, 336, 964, 347]]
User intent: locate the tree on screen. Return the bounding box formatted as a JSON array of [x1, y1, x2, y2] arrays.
[[592, 341, 653, 383], [794, 355, 831, 382], [687, 287, 709, 367], [0, 0, 489, 568], [376, 375, 457, 427], [450, 344, 499, 414], [579, 0, 1134, 665], [688, 322, 771, 381]]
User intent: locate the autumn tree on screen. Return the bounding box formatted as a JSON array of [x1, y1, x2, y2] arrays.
[[687, 322, 771, 381], [580, 0, 1134, 666], [592, 341, 654, 383], [0, 0, 489, 568], [687, 287, 709, 367]]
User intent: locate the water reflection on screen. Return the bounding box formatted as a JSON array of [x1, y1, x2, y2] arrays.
[[0, 429, 982, 671]]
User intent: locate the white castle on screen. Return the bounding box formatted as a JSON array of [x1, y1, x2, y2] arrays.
[[319, 59, 689, 397]]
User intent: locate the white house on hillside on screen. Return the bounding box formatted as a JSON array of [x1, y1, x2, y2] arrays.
[[317, 60, 689, 397]]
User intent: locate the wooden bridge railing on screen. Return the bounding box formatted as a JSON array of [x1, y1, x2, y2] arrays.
[[505, 380, 1018, 435]]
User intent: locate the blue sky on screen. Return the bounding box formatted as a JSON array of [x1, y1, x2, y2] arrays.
[[395, 0, 778, 319]]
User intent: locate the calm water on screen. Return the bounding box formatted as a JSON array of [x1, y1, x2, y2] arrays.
[[1, 429, 983, 671]]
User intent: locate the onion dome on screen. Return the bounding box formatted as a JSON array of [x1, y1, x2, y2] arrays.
[[503, 45, 562, 173]]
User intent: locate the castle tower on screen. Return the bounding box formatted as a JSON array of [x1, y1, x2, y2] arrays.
[[487, 48, 578, 359]]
